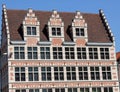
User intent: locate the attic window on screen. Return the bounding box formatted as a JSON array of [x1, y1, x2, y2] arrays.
[[27, 27, 36, 35], [52, 27, 61, 36], [75, 28, 85, 36]]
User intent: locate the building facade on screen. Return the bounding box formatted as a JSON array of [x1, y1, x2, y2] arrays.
[[0, 5, 119, 92]]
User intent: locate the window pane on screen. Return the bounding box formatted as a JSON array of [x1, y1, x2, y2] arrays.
[[32, 27, 36, 35], [27, 27, 31, 35]]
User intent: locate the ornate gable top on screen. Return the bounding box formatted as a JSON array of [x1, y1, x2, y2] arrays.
[[23, 8, 39, 25], [48, 10, 63, 26], [72, 11, 87, 27]]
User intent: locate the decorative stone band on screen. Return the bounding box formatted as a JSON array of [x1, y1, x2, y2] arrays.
[[10, 81, 119, 89]]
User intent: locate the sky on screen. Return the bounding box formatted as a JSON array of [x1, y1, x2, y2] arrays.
[[0, 0, 120, 52]]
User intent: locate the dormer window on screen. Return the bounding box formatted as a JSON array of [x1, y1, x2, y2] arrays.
[[23, 9, 40, 39], [72, 11, 88, 42], [27, 26, 37, 35], [52, 27, 61, 36], [75, 28, 84, 36], [48, 10, 64, 41]]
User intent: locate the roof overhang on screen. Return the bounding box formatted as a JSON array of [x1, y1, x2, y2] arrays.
[[62, 42, 76, 46], [87, 42, 113, 46], [38, 41, 51, 46], [10, 41, 26, 45]]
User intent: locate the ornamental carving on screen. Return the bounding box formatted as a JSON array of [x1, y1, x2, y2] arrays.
[[49, 10, 63, 26], [23, 9, 39, 25], [72, 11, 87, 27]]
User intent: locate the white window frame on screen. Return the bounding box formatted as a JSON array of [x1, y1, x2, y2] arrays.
[[28, 67, 39, 81], [27, 26, 37, 35], [54, 67, 64, 81]]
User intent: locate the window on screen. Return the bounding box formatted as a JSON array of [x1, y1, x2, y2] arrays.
[[65, 47, 75, 59], [92, 87, 101, 92], [66, 67, 76, 80], [16, 89, 26, 92], [80, 88, 89, 92], [28, 67, 39, 81], [14, 47, 25, 59], [40, 47, 50, 59], [55, 88, 65, 92], [75, 28, 84, 36], [29, 89, 39, 92], [78, 67, 88, 80], [90, 67, 100, 80], [68, 88, 77, 92], [89, 48, 98, 59], [104, 87, 113, 92], [77, 47, 87, 59], [54, 67, 64, 80], [52, 27, 61, 36], [53, 47, 63, 59], [41, 67, 51, 81], [42, 89, 52, 92], [15, 67, 25, 81], [28, 47, 38, 59], [27, 27, 36, 35], [102, 67, 111, 80], [100, 48, 109, 59]]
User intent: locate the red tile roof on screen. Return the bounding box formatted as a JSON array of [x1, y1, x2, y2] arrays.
[[116, 52, 120, 60], [6, 9, 112, 42]]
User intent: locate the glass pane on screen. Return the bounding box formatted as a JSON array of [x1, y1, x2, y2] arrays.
[[32, 27, 36, 35], [27, 27, 31, 35], [15, 67, 19, 72], [29, 73, 33, 81], [29, 67, 32, 71], [42, 89, 47, 92]]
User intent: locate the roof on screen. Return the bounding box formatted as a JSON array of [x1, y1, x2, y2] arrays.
[[116, 52, 120, 61], [6, 9, 112, 42]]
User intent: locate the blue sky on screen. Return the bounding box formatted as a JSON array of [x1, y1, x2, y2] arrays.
[[0, 0, 120, 52]]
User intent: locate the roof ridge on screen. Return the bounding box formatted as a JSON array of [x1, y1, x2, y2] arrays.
[[7, 9, 98, 15]]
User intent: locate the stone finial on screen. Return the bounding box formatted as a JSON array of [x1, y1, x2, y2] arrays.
[[75, 11, 83, 19], [2, 4, 6, 9], [51, 10, 59, 18], [28, 8, 33, 13]]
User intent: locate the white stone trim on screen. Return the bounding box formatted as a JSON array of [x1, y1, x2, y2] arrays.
[[99, 9, 115, 46], [2, 4, 10, 45]]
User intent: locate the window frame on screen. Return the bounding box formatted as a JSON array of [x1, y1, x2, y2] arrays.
[[90, 67, 100, 80], [54, 67, 64, 81], [80, 88, 89, 92], [89, 48, 98, 59], [75, 28, 85, 37], [41, 67, 51, 81], [65, 47, 75, 59], [102, 66, 111, 80], [78, 67, 88, 80], [14, 47, 25, 59], [27, 26, 37, 35], [28, 67, 39, 81], [66, 66, 76, 80], [77, 47, 87, 59], [27, 47, 38, 59], [52, 27, 61, 36], [53, 47, 63, 59], [100, 48, 110, 59], [15, 67, 26, 81], [40, 47, 50, 59]]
